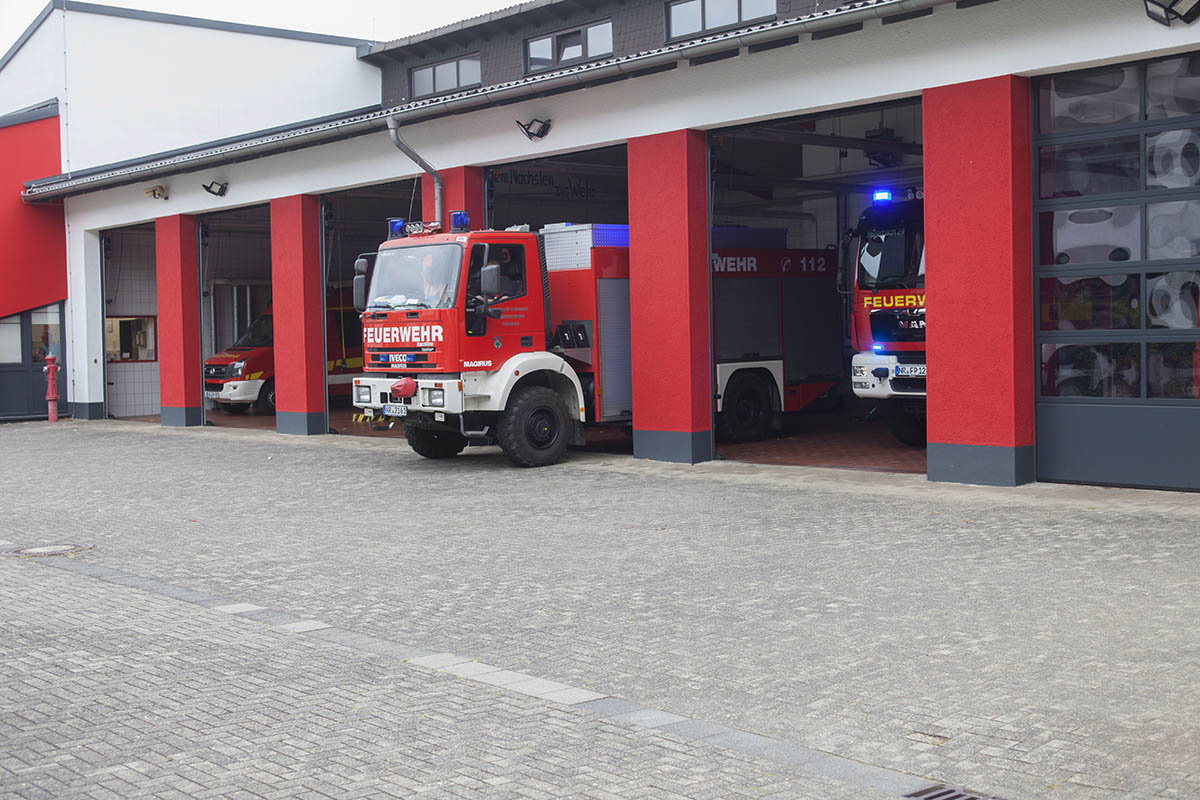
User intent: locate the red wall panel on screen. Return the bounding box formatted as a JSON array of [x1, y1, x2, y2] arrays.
[[924, 76, 1035, 449], [422, 167, 484, 231], [269, 194, 326, 416], [0, 115, 65, 319], [627, 129, 712, 436], [155, 215, 202, 415]]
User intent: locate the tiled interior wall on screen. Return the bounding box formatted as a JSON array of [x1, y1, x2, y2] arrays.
[[104, 228, 159, 417]]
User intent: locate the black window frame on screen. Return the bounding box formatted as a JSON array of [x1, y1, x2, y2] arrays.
[[1033, 51, 1200, 405], [664, 0, 777, 42], [524, 19, 614, 74], [409, 53, 482, 100]]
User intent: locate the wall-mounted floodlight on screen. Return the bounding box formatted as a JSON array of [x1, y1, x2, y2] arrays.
[[144, 185, 168, 200], [1146, 0, 1200, 26], [202, 181, 228, 197], [517, 118, 552, 140]]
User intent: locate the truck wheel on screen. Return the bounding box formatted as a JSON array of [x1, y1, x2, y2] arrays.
[[887, 398, 927, 447], [404, 424, 467, 459], [497, 385, 569, 467], [257, 380, 276, 414], [717, 373, 771, 443]]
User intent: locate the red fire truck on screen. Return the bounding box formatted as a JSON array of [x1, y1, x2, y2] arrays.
[[845, 195, 927, 445], [351, 218, 841, 465]]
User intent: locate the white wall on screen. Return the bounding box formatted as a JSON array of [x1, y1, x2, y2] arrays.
[[102, 227, 159, 417], [0, 10, 65, 116], [58, 0, 1200, 404], [59, 12, 379, 172]]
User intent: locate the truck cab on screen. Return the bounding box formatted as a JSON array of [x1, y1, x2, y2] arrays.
[[351, 223, 597, 466], [846, 197, 927, 445]]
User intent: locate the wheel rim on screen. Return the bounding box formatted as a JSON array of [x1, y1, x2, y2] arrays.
[[525, 406, 560, 450], [734, 391, 762, 428]]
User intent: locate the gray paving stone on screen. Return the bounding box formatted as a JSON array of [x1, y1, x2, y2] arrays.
[[212, 603, 265, 614], [607, 709, 690, 729], [3, 420, 1200, 800], [573, 698, 645, 717]]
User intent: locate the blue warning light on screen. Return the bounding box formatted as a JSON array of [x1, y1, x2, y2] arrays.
[[873, 190, 893, 204], [872, 344, 883, 351], [386, 217, 406, 238], [449, 210, 470, 233]]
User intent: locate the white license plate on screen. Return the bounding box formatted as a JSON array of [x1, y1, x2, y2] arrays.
[[382, 403, 408, 417], [204, 390, 222, 399], [894, 364, 927, 377]]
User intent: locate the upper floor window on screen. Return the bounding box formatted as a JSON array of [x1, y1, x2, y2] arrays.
[[411, 55, 481, 99], [667, 0, 775, 39], [527, 21, 613, 73]]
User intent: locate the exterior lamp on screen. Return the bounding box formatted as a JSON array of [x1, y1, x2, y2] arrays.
[[517, 118, 552, 140], [1145, 0, 1200, 26]]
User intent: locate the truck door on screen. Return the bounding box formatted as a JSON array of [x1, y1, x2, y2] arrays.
[[462, 242, 539, 368]]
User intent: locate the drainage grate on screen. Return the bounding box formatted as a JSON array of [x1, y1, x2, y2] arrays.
[[906, 785, 1003, 800], [1, 543, 94, 558]]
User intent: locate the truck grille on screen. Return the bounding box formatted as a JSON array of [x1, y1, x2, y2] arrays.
[[204, 382, 225, 393], [204, 363, 230, 379], [891, 378, 926, 393], [870, 308, 926, 343]]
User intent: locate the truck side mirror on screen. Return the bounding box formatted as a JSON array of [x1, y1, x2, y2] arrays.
[[481, 263, 501, 299], [354, 257, 368, 275], [353, 274, 366, 311], [836, 230, 856, 295]]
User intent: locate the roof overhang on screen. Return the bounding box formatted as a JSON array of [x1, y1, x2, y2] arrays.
[[22, 0, 967, 202]]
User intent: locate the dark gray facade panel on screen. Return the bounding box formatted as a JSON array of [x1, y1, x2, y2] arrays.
[[72, 401, 105, 420], [1036, 404, 1200, 490], [380, 0, 818, 106], [160, 406, 202, 427], [927, 443, 1036, 487], [633, 429, 713, 464], [276, 411, 327, 435]]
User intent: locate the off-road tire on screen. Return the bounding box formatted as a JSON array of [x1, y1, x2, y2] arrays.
[[887, 398, 927, 447], [257, 379, 276, 413], [404, 424, 467, 459], [497, 385, 569, 467], [716, 372, 772, 442]]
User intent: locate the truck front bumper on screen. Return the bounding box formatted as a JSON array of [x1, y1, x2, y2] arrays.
[[204, 379, 264, 404], [851, 354, 926, 400], [352, 375, 465, 417]]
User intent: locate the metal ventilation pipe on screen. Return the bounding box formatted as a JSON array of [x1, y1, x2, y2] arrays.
[[386, 116, 442, 226]]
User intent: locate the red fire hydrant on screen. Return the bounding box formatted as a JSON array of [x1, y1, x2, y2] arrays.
[[43, 354, 59, 422]]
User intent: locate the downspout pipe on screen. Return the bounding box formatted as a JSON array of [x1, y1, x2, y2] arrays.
[[387, 115, 442, 226]]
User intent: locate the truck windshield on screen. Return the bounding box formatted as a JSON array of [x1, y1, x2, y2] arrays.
[[857, 227, 925, 291], [233, 315, 272, 347], [367, 244, 462, 310]]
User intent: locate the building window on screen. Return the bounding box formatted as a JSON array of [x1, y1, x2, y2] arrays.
[[667, 0, 775, 39], [526, 21, 613, 73], [1034, 53, 1200, 402], [31, 305, 62, 362], [411, 55, 481, 99], [105, 316, 156, 362]]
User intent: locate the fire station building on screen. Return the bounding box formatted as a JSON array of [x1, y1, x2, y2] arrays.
[[4, 0, 1200, 489]]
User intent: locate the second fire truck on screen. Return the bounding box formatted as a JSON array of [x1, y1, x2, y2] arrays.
[[846, 193, 927, 445]]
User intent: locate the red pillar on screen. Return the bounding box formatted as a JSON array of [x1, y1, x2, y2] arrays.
[[924, 75, 1035, 485], [155, 215, 202, 426], [270, 195, 327, 435], [627, 130, 713, 463], [422, 167, 484, 231]]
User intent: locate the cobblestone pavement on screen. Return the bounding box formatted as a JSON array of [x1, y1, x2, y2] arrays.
[[3, 421, 1200, 799]]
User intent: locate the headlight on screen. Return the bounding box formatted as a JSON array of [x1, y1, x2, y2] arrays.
[[428, 388, 445, 408], [852, 365, 868, 377], [230, 360, 246, 378], [355, 385, 371, 403]]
